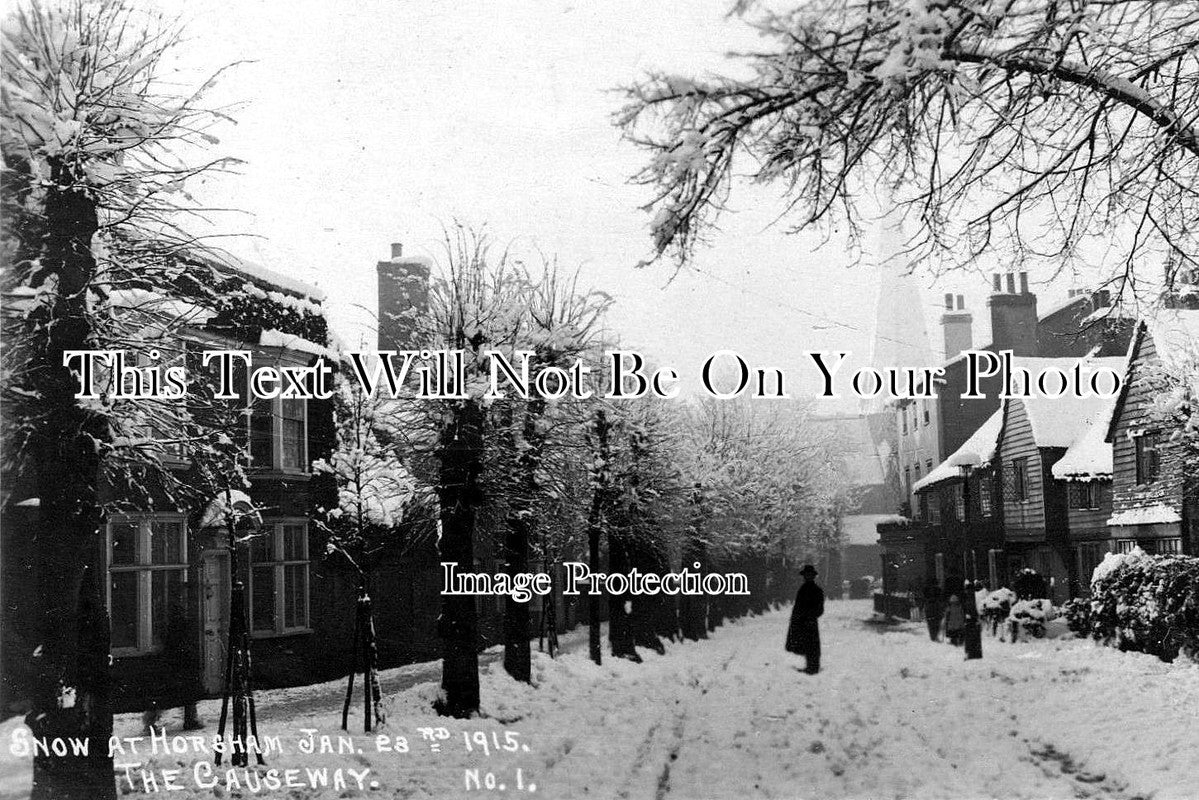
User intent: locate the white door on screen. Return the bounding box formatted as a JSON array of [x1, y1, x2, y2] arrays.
[[200, 551, 230, 695]]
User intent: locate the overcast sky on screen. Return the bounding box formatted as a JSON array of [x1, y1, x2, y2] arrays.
[[172, 0, 1094, 402]]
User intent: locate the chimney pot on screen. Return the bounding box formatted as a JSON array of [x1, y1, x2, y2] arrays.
[[1006, 273, 1016, 294], [956, 294, 964, 310], [992, 274, 1001, 292], [390, 242, 404, 259], [1019, 272, 1029, 294], [944, 293, 954, 310]]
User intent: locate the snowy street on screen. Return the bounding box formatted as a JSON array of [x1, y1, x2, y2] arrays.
[[6, 599, 1198, 800]]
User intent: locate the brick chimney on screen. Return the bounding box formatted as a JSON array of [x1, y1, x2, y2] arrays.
[[377, 242, 432, 350], [987, 271, 1037, 356], [941, 293, 972, 360]]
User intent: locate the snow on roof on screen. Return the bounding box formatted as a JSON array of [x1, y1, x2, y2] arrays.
[[912, 408, 1003, 493], [1015, 357, 1126, 448], [186, 250, 326, 303], [1107, 503, 1182, 528], [1036, 294, 1088, 321], [223, 254, 325, 302], [259, 329, 341, 362], [1051, 398, 1116, 481], [840, 514, 904, 546], [1082, 304, 1138, 326]]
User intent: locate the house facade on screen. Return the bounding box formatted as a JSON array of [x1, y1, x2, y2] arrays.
[[2, 257, 369, 713], [993, 360, 1124, 603], [1105, 311, 1199, 558], [896, 300, 1198, 605], [881, 276, 1134, 598]]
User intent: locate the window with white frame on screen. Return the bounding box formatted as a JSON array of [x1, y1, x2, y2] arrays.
[[108, 517, 188, 656], [248, 521, 310, 635], [249, 393, 308, 472]]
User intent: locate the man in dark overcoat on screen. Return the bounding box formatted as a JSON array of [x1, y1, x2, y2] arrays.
[[785, 564, 825, 674]]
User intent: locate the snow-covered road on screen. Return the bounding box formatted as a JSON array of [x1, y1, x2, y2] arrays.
[[3, 600, 1197, 799]]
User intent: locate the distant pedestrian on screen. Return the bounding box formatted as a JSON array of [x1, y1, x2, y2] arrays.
[[922, 579, 944, 642], [945, 594, 966, 646], [785, 564, 825, 674]]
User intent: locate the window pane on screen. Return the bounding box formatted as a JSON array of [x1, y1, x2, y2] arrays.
[[250, 531, 274, 564], [249, 397, 274, 468], [110, 572, 138, 649], [282, 525, 306, 561], [150, 520, 184, 565], [280, 398, 304, 422], [111, 521, 138, 566], [284, 564, 308, 628], [281, 419, 304, 469], [251, 566, 276, 633], [150, 570, 185, 649]]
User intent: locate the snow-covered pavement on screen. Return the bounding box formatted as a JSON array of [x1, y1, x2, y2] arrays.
[[3, 600, 1197, 799]]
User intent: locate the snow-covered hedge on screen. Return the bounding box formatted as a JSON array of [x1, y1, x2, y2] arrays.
[[1076, 549, 1199, 662]]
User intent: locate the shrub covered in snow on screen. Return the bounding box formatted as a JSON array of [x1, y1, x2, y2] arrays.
[[982, 588, 1017, 613], [1080, 551, 1199, 661], [1062, 597, 1092, 637], [1009, 598, 1056, 638]]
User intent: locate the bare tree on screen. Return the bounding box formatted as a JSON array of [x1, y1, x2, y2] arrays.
[[620, 0, 1199, 297]]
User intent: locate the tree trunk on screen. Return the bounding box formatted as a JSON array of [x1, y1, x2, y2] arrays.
[[586, 503, 603, 666], [27, 179, 117, 800], [503, 400, 542, 683], [586, 410, 611, 666], [631, 542, 665, 655], [502, 519, 531, 681], [607, 527, 639, 660], [436, 401, 483, 718], [679, 536, 708, 641]]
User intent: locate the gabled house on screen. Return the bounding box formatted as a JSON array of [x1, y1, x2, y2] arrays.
[[995, 357, 1125, 602], [1105, 310, 1199, 557], [894, 276, 1132, 520]]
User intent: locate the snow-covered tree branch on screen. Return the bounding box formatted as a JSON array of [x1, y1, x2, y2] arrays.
[[620, 0, 1199, 296]]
